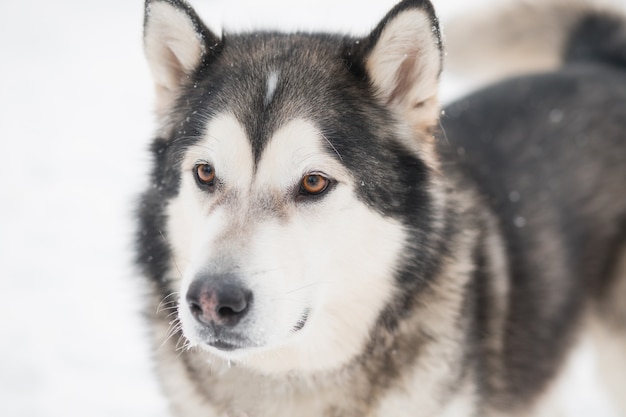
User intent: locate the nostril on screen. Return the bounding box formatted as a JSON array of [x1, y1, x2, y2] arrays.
[[189, 301, 203, 318], [216, 289, 251, 320], [217, 305, 238, 318]]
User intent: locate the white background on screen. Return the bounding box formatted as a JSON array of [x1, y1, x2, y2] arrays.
[[0, 0, 620, 416]]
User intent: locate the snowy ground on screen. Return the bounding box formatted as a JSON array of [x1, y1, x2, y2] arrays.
[[0, 0, 619, 416]]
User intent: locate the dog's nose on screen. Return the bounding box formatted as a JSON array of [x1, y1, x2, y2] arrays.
[[186, 274, 252, 327]]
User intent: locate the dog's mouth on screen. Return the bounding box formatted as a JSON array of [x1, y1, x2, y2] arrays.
[[195, 324, 252, 352], [210, 339, 240, 351], [196, 309, 311, 352]]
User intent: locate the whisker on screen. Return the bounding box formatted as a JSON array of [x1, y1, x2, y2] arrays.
[[158, 229, 184, 280], [161, 319, 184, 348], [438, 117, 450, 145], [248, 268, 282, 278], [163, 327, 181, 345], [160, 292, 180, 302], [157, 291, 181, 314], [165, 310, 180, 320], [175, 335, 193, 357], [320, 131, 343, 162], [283, 280, 329, 295], [158, 303, 178, 313]]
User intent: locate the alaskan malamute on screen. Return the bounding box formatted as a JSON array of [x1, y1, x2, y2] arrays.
[[136, 0, 626, 415]]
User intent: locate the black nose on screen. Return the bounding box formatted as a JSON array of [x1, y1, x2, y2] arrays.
[[186, 274, 253, 328]]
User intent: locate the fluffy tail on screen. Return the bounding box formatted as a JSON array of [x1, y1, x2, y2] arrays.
[[443, 0, 626, 85]]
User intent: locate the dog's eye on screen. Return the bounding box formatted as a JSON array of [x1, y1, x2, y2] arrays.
[[194, 163, 216, 187], [300, 174, 330, 196]]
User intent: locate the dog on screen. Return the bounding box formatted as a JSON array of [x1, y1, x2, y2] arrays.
[[135, 0, 626, 415]]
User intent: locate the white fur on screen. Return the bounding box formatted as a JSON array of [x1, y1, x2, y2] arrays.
[[264, 71, 279, 106], [166, 114, 407, 374]]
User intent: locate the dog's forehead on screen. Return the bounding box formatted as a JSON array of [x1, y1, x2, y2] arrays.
[[190, 33, 370, 160]]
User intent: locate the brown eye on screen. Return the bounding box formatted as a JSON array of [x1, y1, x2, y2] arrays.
[[194, 163, 216, 187], [300, 174, 330, 196]]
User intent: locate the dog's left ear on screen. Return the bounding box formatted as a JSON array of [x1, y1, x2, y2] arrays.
[[361, 0, 443, 132]]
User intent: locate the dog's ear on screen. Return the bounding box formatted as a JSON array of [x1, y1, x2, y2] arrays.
[[362, 0, 443, 132], [144, 0, 220, 116]]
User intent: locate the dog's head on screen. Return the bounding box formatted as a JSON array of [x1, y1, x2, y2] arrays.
[[140, 0, 443, 374]]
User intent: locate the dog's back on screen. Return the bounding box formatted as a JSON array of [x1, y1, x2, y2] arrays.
[[442, 3, 626, 413]]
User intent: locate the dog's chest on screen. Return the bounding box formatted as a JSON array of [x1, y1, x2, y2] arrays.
[[217, 381, 356, 417], [205, 368, 373, 417]]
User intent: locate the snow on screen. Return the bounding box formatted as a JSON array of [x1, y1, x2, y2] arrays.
[[0, 1, 165, 415], [0, 0, 617, 416]]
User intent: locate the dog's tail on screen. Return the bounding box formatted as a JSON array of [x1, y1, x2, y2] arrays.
[[443, 0, 626, 85]]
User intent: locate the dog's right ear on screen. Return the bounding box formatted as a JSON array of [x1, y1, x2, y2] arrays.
[[144, 0, 220, 116]]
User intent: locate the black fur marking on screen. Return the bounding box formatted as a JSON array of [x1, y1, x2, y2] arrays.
[[464, 230, 491, 411], [596, 217, 626, 301], [565, 13, 626, 68], [136, 138, 181, 288]]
